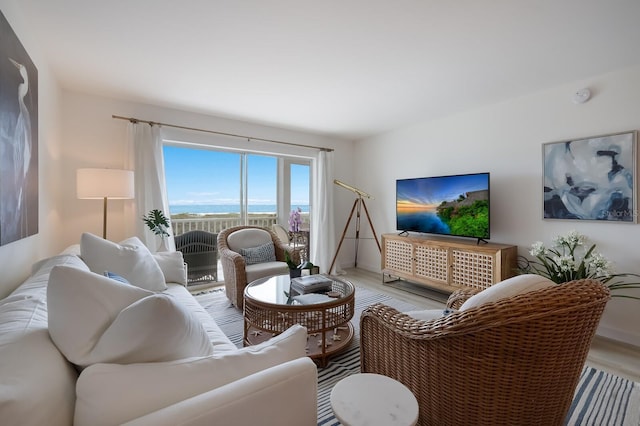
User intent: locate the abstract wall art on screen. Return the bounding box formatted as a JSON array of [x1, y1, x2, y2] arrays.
[[0, 10, 38, 246], [543, 131, 636, 222]]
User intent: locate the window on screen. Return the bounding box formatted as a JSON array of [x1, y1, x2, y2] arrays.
[[163, 145, 310, 236]]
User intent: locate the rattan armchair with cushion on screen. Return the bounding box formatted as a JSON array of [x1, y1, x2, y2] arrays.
[[360, 278, 610, 426], [218, 226, 301, 308]]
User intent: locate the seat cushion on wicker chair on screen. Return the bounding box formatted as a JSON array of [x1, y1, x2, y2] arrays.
[[245, 261, 289, 284], [403, 309, 447, 321], [460, 274, 556, 311]]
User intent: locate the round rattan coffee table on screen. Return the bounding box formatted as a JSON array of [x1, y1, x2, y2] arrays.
[[243, 274, 355, 367]]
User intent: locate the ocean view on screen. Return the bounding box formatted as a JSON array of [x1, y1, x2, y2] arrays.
[[169, 204, 310, 215]]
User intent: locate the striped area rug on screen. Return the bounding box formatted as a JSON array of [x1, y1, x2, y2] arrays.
[[195, 286, 640, 426]]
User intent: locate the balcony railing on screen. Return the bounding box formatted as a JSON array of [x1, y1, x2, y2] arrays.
[[171, 214, 309, 236], [171, 214, 310, 285]]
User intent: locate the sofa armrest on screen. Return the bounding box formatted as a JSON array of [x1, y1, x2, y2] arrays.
[[122, 357, 317, 426], [75, 324, 308, 426]]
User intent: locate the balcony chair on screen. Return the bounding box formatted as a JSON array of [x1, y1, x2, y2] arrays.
[[272, 223, 295, 249], [360, 277, 610, 426], [218, 226, 301, 308], [174, 230, 218, 284]]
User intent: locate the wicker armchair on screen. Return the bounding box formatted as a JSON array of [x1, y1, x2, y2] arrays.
[[217, 226, 301, 308], [360, 279, 610, 426], [175, 230, 217, 284]]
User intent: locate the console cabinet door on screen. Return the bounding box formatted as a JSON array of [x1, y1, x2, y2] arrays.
[[450, 247, 495, 290], [382, 237, 413, 276], [414, 242, 449, 285]]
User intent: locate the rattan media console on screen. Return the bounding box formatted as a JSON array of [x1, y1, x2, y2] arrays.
[[382, 233, 518, 293]]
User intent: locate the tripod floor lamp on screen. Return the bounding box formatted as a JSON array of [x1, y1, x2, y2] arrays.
[[329, 180, 381, 274], [77, 168, 135, 239]]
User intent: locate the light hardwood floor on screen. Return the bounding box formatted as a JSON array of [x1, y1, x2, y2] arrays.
[[340, 267, 640, 383]]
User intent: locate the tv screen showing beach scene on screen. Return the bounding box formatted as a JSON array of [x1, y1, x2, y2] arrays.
[[396, 173, 490, 239]]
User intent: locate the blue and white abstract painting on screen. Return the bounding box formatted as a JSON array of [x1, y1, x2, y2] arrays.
[[543, 131, 636, 222]]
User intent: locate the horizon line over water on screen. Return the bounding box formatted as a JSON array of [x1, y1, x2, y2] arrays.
[[169, 204, 310, 215]]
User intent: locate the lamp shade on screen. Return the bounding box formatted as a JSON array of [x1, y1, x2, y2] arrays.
[[77, 168, 134, 199]]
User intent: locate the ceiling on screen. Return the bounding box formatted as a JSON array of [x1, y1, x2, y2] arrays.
[[17, 0, 640, 140]]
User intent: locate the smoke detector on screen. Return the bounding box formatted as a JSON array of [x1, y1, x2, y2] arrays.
[[573, 88, 591, 104]]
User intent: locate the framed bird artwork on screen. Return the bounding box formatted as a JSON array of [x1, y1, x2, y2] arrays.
[[0, 10, 38, 246]]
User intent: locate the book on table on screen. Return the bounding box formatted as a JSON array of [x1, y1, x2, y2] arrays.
[[292, 293, 333, 305], [290, 275, 333, 294]]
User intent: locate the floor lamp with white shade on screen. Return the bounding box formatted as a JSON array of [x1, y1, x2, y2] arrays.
[[77, 168, 134, 239]]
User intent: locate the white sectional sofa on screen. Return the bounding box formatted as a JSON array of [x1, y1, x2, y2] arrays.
[[0, 234, 317, 426]]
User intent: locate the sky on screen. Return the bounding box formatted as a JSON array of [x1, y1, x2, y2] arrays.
[[163, 145, 309, 206], [397, 173, 489, 208]]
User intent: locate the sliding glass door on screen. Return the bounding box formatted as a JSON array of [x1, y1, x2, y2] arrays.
[[163, 145, 310, 237]]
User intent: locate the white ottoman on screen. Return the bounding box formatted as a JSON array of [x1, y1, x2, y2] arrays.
[[330, 373, 419, 426]]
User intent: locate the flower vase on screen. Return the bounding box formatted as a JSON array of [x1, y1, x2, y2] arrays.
[[157, 237, 168, 252], [289, 268, 301, 279]]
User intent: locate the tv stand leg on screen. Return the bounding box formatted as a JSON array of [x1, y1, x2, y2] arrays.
[[382, 272, 401, 285]]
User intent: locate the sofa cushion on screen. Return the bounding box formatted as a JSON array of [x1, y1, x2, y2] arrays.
[[163, 284, 237, 353], [75, 324, 308, 426], [80, 232, 167, 291], [460, 274, 556, 311], [153, 251, 187, 285], [227, 228, 273, 252], [91, 293, 214, 364], [47, 266, 213, 369], [0, 254, 87, 426], [239, 241, 277, 265]]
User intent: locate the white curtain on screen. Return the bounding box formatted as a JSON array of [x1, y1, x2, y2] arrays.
[[310, 150, 338, 274], [124, 122, 175, 251]]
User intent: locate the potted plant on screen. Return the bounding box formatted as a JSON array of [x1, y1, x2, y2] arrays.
[[142, 209, 170, 251], [285, 250, 302, 278]]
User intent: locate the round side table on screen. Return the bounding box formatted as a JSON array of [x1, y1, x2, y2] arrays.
[[330, 373, 419, 426]]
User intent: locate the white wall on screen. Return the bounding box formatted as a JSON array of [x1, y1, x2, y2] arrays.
[[0, 2, 64, 298], [353, 65, 640, 347], [60, 91, 355, 254], [0, 0, 355, 296]]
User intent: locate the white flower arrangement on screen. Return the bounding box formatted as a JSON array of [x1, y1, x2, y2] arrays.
[[520, 230, 639, 300]]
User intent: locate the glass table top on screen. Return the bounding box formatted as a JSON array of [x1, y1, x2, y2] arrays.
[[245, 274, 353, 306]]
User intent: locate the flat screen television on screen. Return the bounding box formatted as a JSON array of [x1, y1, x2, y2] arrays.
[[396, 172, 490, 240]]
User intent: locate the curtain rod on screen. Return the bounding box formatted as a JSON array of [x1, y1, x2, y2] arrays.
[[112, 115, 334, 152]]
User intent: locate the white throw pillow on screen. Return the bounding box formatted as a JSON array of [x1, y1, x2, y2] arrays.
[[75, 324, 308, 426], [48, 265, 152, 367], [459, 274, 556, 311], [47, 266, 213, 369], [152, 251, 187, 285], [80, 232, 167, 291], [90, 292, 213, 365]]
